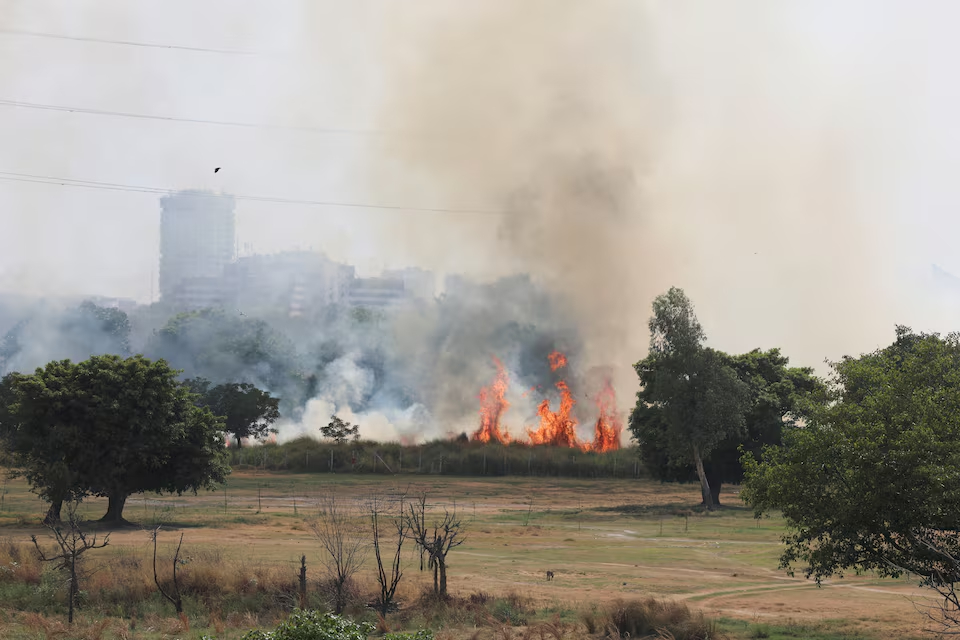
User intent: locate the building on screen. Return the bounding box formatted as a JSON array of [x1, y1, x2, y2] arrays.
[[158, 190, 236, 308], [383, 267, 436, 301], [226, 251, 355, 317], [347, 277, 407, 308]]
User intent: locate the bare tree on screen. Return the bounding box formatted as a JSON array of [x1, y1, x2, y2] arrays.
[[31, 502, 109, 623], [309, 494, 367, 614], [404, 492, 465, 599], [151, 527, 185, 616], [369, 491, 406, 615]]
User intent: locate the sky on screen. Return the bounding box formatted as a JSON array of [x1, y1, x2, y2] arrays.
[[2, 0, 960, 376]]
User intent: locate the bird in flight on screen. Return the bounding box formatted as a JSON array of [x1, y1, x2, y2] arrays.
[[214, 167, 221, 173], [238, 309, 246, 317]]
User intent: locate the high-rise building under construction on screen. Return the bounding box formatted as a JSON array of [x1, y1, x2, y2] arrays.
[[158, 190, 235, 308]]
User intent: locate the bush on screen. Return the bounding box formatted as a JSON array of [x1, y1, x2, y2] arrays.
[[583, 598, 717, 640], [240, 610, 374, 640]]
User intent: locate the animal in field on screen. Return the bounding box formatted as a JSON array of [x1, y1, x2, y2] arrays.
[[546, 570, 554, 581]]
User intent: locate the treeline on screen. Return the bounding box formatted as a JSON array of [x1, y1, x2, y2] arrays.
[[230, 438, 644, 479]]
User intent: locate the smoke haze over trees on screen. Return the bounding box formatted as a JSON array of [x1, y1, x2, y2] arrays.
[[3, 2, 960, 434], [0, 274, 589, 443]]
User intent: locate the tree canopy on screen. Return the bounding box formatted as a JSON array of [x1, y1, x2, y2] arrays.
[[741, 327, 960, 630], [632, 347, 824, 504], [147, 309, 298, 402], [630, 288, 750, 509], [321, 415, 360, 444], [0, 355, 229, 524], [188, 378, 280, 448]]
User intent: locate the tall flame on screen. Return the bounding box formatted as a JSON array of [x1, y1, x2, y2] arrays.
[[471, 350, 622, 452], [472, 356, 512, 444], [548, 351, 568, 371], [528, 351, 579, 447], [590, 377, 622, 452], [529, 380, 579, 447]]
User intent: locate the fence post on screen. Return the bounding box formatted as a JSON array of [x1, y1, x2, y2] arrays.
[[298, 555, 307, 608]]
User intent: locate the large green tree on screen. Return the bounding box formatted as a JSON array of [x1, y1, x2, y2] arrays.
[[632, 348, 823, 505], [741, 327, 960, 632], [0, 364, 87, 524], [0, 355, 229, 524], [630, 288, 750, 510], [187, 378, 280, 448]]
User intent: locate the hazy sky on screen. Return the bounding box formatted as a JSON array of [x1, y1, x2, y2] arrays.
[[2, 0, 960, 373]]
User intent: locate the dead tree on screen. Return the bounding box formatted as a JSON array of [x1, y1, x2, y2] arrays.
[[31, 502, 109, 623], [369, 492, 406, 615], [309, 494, 367, 614], [151, 527, 185, 615], [404, 492, 465, 599]]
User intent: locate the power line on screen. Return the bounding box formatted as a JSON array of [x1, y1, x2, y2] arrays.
[[0, 171, 510, 217], [0, 99, 385, 136], [0, 27, 258, 55]]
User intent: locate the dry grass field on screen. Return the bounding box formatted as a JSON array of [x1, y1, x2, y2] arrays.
[[0, 470, 937, 639]]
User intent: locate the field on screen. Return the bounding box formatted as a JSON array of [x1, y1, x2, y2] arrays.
[[0, 470, 936, 639]]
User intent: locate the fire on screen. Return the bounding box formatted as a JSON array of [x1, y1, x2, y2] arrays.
[[529, 380, 579, 447], [472, 356, 512, 444], [471, 350, 622, 452], [590, 377, 622, 452], [548, 351, 567, 371]]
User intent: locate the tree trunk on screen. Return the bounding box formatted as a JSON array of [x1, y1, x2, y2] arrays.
[[235, 434, 243, 449], [438, 558, 447, 599], [68, 554, 76, 624], [704, 465, 723, 506], [43, 500, 63, 526], [432, 560, 439, 596], [692, 444, 714, 511], [100, 493, 129, 524]]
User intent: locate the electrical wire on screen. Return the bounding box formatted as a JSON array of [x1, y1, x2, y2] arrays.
[[0, 99, 385, 136], [0, 27, 258, 55], [0, 171, 511, 217]]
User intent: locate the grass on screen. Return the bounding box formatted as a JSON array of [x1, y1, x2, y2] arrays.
[[0, 470, 934, 639]]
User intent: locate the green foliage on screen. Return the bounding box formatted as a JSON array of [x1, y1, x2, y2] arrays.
[[742, 326, 960, 588], [383, 630, 434, 640], [630, 288, 750, 507], [229, 437, 641, 478], [0, 355, 229, 522], [321, 415, 360, 444], [189, 378, 280, 447], [147, 309, 299, 407], [632, 347, 825, 503], [240, 610, 375, 640]]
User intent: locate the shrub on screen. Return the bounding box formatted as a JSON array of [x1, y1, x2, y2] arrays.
[[583, 598, 717, 640], [240, 610, 374, 640]]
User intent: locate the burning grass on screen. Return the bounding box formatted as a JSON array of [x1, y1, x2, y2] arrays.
[[473, 351, 623, 452]]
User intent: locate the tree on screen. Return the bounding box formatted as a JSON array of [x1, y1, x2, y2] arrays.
[[741, 327, 960, 634], [404, 492, 465, 599], [0, 355, 230, 524], [189, 379, 280, 448], [0, 365, 88, 524], [30, 501, 109, 624], [630, 288, 749, 509], [369, 492, 407, 615], [631, 347, 824, 505], [322, 415, 359, 444], [0, 302, 130, 375], [310, 494, 367, 614], [147, 309, 299, 407]]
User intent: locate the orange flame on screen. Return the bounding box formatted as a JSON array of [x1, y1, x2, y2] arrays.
[[472, 356, 512, 444], [528, 379, 579, 447], [590, 377, 622, 452], [548, 351, 568, 371]]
